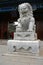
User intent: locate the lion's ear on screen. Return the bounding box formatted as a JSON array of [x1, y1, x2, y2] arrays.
[[25, 3, 33, 14]]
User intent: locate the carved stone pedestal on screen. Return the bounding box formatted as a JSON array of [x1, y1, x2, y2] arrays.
[[14, 32, 37, 41], [7, 40, 40, 54]]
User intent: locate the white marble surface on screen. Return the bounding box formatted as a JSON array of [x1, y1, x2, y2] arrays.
[[7, 3, 39, 55], [7, 40, 40, 54], [14, 32, 37, 40], [15, 3, 37, 40], [0, 41, 43, 65], [0, 45, 42, 65], [16, 3, 36, 32]]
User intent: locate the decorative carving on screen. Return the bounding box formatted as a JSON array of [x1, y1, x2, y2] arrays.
[[7, 3, 39, 54], [16, 3, 36, 32], [15, 3, 37, 40]]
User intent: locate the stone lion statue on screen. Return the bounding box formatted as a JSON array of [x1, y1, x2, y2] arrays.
[[16, 3, 36, 32]]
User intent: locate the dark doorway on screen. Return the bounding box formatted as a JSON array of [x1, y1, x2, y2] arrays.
[[0, 12, 9, 39], [0, 21, 8, 39], [34, 8, 43, 40]]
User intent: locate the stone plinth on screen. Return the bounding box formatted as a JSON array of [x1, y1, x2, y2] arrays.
[[14, 32, 37, 41], [7, 40, 40, 53]]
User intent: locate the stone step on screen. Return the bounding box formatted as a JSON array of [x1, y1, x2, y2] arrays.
[[2, 52, 43, 65]]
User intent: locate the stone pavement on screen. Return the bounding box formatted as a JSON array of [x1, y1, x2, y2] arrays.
[[0, 40, 8, 45], [0, 40, 43, 65]]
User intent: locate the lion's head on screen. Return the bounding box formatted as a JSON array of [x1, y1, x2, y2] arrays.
[[18, 3, 33, 17]]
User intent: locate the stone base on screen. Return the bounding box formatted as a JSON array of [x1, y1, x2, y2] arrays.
[[14, 32, 37, 40], [7, 40, 40, 54]]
